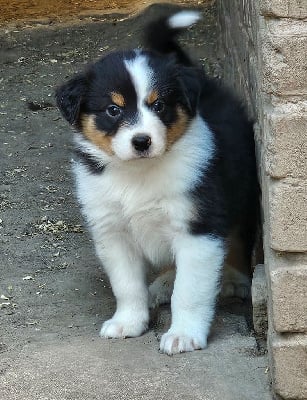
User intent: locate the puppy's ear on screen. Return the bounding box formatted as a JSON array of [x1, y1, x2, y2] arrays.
[[178, 66, 201, 115], [55, 74, 87, 125]]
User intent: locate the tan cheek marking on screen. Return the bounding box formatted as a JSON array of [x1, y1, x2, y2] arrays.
[[146, 90, 159, 105], [166, 107, 189, 149], [110, 92, 125, 107], [80, 114, 114, 155]]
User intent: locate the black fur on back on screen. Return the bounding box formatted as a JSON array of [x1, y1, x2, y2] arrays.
[[144, 12, 260, 266]]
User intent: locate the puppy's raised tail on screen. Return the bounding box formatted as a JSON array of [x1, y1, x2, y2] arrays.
[[144, 10, 201, 66]]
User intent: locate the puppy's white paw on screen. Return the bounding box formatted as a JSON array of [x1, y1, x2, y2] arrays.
[[100, 317, 148, 339], [160, 330, 207, 355]]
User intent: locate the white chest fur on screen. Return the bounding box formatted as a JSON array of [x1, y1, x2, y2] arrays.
[[74, 116, 215, 266]]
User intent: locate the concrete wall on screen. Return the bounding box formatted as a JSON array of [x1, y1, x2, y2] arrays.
[[216, 1, 307, 399]]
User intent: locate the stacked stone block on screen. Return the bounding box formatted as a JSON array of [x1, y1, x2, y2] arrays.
[[216, 0, 307, 398]]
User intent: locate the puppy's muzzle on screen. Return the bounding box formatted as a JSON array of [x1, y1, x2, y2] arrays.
[[132, 134, 152, 152]]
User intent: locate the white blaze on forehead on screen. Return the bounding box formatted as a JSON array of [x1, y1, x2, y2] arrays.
[[111, 53, 166, 161], [124, 54, 154, 105]]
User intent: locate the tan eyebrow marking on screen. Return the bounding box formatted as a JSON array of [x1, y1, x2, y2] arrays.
[[110, 92, 125, 107], [146, 90, 159, 105]]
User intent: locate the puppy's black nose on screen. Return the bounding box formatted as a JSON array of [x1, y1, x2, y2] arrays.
[[132, 134, 151, 152]]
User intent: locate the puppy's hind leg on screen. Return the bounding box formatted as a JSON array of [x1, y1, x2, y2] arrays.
[[149, 267, 175, 309], [221, 265, 251, 299], [221, 227, 255, 300]]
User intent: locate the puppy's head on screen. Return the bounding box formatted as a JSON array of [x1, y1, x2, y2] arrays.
[[56, 50, 199, 160]]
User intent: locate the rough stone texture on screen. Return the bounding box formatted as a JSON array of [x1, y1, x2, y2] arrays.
[[216, 0, 259, 118], [260, 18, 307, 97], [271, 264, 307, 333], [265, 103, 307, 179], [260, 0, 307, 19], [252, 264, 268, 336], [268, 180, 307, 252], [269, 330, 307, 400], [217, 0, 307, 398]]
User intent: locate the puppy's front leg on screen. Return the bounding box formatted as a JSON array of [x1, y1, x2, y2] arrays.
[[160, 235, 225, 355], [97, 233, 149, 339]]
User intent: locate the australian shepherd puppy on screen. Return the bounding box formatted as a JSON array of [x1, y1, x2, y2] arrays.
[[55, 10, 259, 355]]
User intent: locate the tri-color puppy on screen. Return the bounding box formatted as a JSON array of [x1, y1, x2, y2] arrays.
[[55, 10, 259, 355]]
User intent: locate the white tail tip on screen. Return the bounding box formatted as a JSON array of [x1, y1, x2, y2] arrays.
[[168, 10, 201, 29]]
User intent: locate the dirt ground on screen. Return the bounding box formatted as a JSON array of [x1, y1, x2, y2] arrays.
[[0, 0, 148, 23], [0, 0, 210, 24], [0, 2, 271, 399]]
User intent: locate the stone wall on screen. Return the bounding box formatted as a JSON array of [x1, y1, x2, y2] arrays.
[[216, 0, 307, 399]]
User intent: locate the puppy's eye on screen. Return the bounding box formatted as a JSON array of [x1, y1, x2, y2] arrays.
[[151, 100, 165, 113], [106, 105, 122, 118]]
